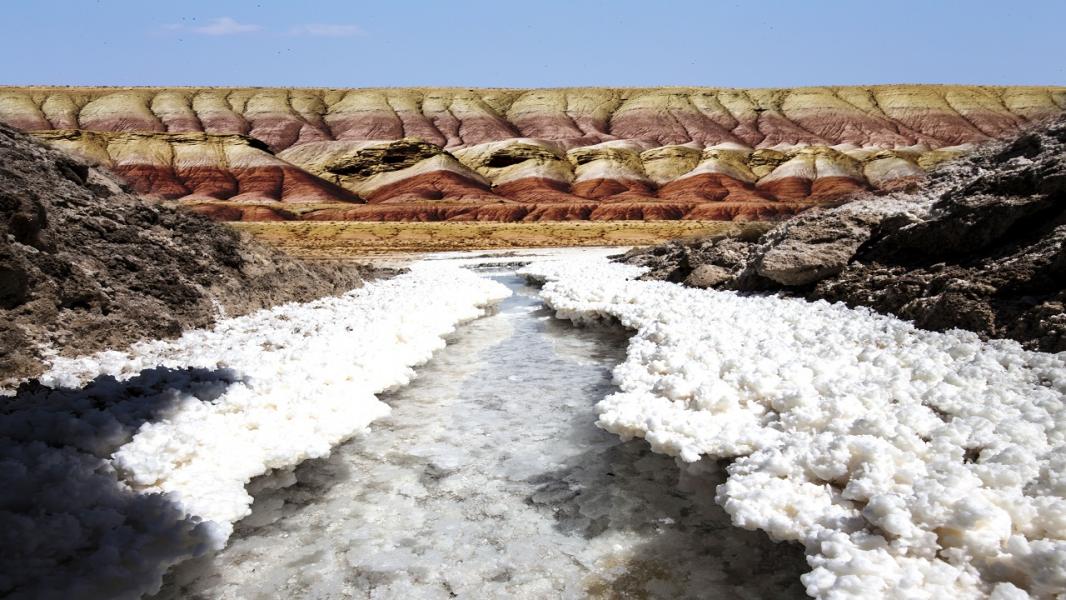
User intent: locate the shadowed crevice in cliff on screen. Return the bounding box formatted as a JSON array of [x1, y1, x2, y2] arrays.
[[0, 366, 242, 599]]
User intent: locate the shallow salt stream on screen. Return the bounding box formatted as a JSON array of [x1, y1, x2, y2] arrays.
[[155, 269, 807, 599]]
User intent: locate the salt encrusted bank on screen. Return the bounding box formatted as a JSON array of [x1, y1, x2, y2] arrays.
[[1, 263, 509, 599], [520, 258, 1066, 599]]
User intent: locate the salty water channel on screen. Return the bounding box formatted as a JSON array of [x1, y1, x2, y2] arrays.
[[157, 267, 806, 599]]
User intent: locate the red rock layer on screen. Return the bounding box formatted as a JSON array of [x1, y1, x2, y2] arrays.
[[571, 178, 657, 200], [658, 174, 773, 203], [491, 177, 578, 203], [507, 114, 606, 147], [608, 108, 747, 147], [113, 165, 358, 203], [755, 176, 868, 203], [786, 111, 915, 147], [108, 158, 861, 220], [364, 171, 505, 204], [187, 203, 297, 221], [115, 164, 190, 198], [522, 203, 598, 220], [756, 178, 813, 203], [808, 177, 868, 202]]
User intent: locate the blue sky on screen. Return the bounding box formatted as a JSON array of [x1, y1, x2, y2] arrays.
[[4, 0, 1064, 88]]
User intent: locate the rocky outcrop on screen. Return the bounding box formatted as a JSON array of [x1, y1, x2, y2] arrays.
[[277, 139, 504, 204], [0, 123, 374, 383], [1, 86, 1062, 222], [622, 114, 1066, 351]]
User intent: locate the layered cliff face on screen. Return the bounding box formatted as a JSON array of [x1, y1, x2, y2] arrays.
[[33, 130, 358, 212], [1, 86, 1063, 221]]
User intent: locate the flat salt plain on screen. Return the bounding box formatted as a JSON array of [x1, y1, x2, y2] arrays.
[[3, 249, 1065, 599], [522, 257, 1066, 599]]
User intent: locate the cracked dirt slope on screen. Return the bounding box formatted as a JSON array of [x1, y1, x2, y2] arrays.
[[1, 86, 1062, 222]]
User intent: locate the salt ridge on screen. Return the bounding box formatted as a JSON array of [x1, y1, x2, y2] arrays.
[[3, 263, 509, 598], [47, 263, 511, 533], [520, 257, 1066, 599]]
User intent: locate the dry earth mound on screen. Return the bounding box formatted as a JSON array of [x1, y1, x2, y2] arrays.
[[0, 122, 371, 383], [1, 86, 1062, 222], [623, 114, 1066, 351]]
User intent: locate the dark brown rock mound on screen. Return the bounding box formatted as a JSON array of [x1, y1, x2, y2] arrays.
[[622, 115, 1066, 352], [0, 123, 373, 384]]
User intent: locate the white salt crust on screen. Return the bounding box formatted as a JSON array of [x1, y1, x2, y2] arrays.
[[521, 258, 1066, 599], [2, 263, 509, 598], [151, 270, 809, 599]]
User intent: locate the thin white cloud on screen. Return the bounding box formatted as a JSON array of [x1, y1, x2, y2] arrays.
[[190, 17, 262, 36], [289, 24, 363, 37]]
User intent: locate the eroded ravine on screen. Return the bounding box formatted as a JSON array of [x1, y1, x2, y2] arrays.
[[156, 269, 807, 599]]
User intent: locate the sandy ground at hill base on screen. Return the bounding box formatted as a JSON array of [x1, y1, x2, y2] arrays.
[[231, 220, 771, 257]]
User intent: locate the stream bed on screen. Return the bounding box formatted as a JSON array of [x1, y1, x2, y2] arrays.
[[156, 268, 807, 599]]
